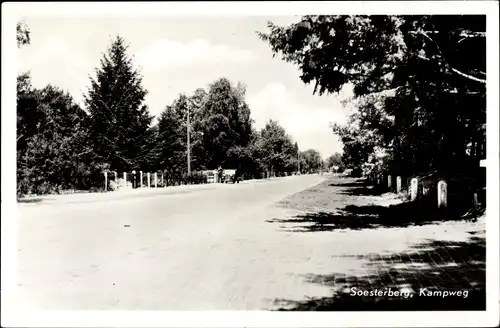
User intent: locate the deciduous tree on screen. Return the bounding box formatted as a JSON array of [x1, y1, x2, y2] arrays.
[[259, 15, 486, 179]]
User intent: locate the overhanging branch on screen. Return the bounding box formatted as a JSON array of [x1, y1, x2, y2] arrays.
[[450, 68, 486, 84], [411, 30, 486, 84]]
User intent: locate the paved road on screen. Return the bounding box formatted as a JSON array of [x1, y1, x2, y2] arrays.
[[16, 174, 329, 310]]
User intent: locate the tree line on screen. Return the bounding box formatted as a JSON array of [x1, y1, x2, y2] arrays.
[[16, 23, 329, 196], [259, 15, 486, 195]]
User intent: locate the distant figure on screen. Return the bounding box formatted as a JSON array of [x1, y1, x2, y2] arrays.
[[217, 166, 224, 183]]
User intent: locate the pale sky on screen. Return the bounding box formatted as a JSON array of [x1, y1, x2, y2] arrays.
[[17, 16, 352, 158]]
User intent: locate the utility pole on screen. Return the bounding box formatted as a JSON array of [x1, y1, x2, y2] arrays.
[[297, 150, 300, 174], [187, 102, 191, 176]]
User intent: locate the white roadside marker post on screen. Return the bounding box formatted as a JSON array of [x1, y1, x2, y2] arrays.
[[438, 180, 447, 209], [411, 178, 418, 201]]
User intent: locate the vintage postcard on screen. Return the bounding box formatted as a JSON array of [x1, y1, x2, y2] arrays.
[[2, 1, 499, 327]]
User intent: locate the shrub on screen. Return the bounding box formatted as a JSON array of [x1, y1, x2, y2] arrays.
[[109, 179, 120, 191], [183, 171, 208, 185]]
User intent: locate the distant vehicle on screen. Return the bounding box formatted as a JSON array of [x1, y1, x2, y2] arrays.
[[231, 169, 243, 184], [343, 169, 353, 177], [221, 169, 241, 183]]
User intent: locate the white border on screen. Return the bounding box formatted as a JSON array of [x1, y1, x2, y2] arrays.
[[485, 2, 500, 325], [2, 2, 499, 327], [2, 1, 499, 16]]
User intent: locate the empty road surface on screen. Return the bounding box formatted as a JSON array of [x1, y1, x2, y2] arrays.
[[17, 174, 332, 310]]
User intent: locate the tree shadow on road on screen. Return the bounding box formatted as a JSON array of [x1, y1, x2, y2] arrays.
[[268, 195, 483, 232], [328, 179, 368, 188], [270, 235, 486, 311], [17, 198, 45, 203], [340, 185, 387, 196], [330, 178, 388, 196]]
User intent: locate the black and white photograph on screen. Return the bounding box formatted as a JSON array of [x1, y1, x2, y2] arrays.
[[2, 2, 499, 327]]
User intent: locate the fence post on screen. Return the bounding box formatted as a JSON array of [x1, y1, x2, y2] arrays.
[[147, 172, 151, 188], [438, 180, 447, 208], [387, 175, 392, 190], [114, 171, 117, 185], [140, 171, 143, 188], [473, 193, 479, 213], [162, 172, 165, 187], [411, 178, 418, 201], [123, 172, 127, 188], [154, 173, 158, 188], [104, 171, 108, 192], [396, 176, 402, 193], [132, 170, 137, 189]]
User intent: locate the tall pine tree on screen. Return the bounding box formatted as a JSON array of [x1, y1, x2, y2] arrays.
[[85, 36, 154, 172]]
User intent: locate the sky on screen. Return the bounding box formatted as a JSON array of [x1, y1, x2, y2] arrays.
[[17, 16, 353, 158]]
